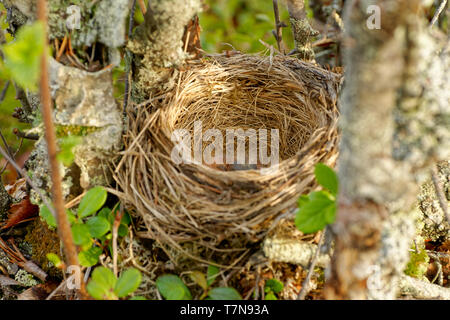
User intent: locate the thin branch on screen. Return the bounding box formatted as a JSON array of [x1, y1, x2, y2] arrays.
[[123, 0, 138, 116], [0, 80, 10, 103], [138, 0, 147, 15], [0, 146, 55, 228], [297, 228, 326, 300], [37, 0, 87, 299], [272, 0, 284, 53], [0, 130, 21, 179], [112, 204, 124, 277], [12, 128, 39, 141], [430, 0, 448, 27], [431, 167, 450, 225]]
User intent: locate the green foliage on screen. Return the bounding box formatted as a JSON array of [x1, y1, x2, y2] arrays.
[[1, 22, 45, 91], [206, 265, 220, 286], [78, 246, 103, 267], [87, 267, 143, 300], [264, 278, 284, 300], [39, 205, 57, 229], [42, 187, 132, 268], [156, 265, 242, 300], [57, 136, 82, 166], [78, 186, 108, 218], [314, 163, 339, 195], [156, 274, 192, 300], [199, 0, 294, 53], [404, 244, 430, 279], [46, 253, 63, 268], [115, 269, 143, 298], [208, 287, 242, 300], [295, 163, 338, 234]]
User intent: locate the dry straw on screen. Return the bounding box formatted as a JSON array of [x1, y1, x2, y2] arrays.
[[113, 52, 341, 260]]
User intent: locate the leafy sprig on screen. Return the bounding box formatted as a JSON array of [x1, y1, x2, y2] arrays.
[[295, 163, 338, 234]]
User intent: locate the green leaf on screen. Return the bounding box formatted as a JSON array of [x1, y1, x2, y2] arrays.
[[98, 207, 112, 220], [189, 271, 208, 291], [71, 223, 92, 247], [314, 163, 338, 195], [121, 211, 132, 225], [156, 275, 192, 300], [265, 292, 277, 300], [57, 136, 82, 167], [208, 287, 242, 300], [118, 224, 129, 237], [86, 216, 110, 238], [39, 205, 56, 228], [66, 210, 77, 224], [79, 246, 103, 267], [206, 265, 220, 286], [2, 22, 44, 90], [87, 267, 117, 300], [297, 194, 309, 207], [295, 191, 336, 234], [114, 268, 142, 298], [264, 279, 284, 294], [129, 296, 146, 300], [46, 253, 62, 268], [78, 187, 107, 218]]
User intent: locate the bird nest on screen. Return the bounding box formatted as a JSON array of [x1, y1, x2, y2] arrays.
[[113, 52, 341, 259]]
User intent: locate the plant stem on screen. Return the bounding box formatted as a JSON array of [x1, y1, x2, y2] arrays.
[[37, 0, 87, 299], [297, 228, 325, 300]]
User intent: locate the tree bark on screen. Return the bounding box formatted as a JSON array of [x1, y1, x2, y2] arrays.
[[127, 0, 202, 101], [324, 0, 449, 299], [286, 0, 318, 61]]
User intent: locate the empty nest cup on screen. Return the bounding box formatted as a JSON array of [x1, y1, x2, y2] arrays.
[[114, 52, 341, 256]]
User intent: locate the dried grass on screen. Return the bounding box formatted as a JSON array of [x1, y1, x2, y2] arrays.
[[112, 52, 341, 260]]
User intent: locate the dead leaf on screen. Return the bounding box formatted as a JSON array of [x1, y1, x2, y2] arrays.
[[1, 197, 39, 230]]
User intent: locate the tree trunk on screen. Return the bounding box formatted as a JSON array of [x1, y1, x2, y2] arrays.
[[128, 0, 202, 101], [325, 0, 449, 299]]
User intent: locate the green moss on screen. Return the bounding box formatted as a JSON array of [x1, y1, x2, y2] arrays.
[[404, 242, 429, 279], [56, 125, 98, 138], [24, 219, 62, 279]]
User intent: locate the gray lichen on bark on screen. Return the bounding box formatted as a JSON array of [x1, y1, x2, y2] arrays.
[[286, 0, 319, 61], [128, 0, 202, 101], [2, 0, 128, 201], [47, 0, 129, 48], [393, 27, 450, 174], [418, 160, 450, 241], [326, 0, 450, 299]]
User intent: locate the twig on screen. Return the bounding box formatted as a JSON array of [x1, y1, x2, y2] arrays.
[[297, 228, 326, 300], [112, 204, 124, 277], [122, 0, 138, 116], [12, 128, 39, 141], [0, 130, 17, 177], [430, 0, 448, 27], [0, 80, 10, 103], [272, 0, 284, 53], [138, 0, 147, 15], [37, 0, 87, 299], [0, 145, 54, 216], [431, 167, 450, 225]]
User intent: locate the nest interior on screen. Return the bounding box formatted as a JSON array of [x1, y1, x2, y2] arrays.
[[114, 52, 341, 258]]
